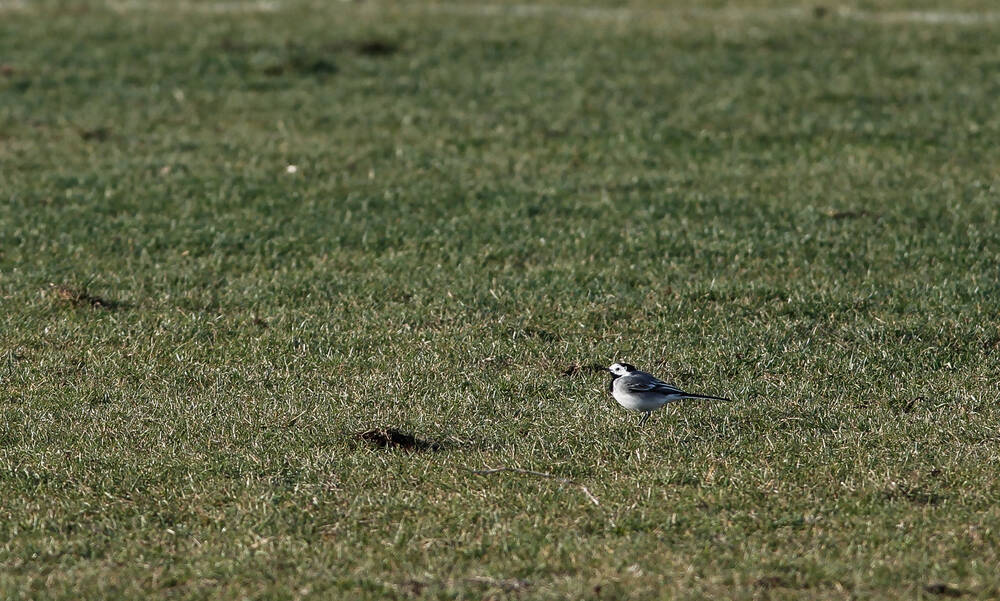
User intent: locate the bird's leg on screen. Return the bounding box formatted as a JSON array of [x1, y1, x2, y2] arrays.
[[638, 412, 650, 426]]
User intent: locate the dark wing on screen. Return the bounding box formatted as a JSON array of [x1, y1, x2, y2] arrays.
[[627, 373, 730, 401], [625, 373, 687, 396]]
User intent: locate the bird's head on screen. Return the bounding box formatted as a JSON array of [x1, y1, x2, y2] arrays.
[[608, 362, 637, 377]]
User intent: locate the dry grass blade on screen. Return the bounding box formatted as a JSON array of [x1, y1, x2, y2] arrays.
[[468, 466, 600, 506], [465, 576, 531, 592]]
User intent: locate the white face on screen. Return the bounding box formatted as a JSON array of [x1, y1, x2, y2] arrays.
[[608, 363, 632, 376]]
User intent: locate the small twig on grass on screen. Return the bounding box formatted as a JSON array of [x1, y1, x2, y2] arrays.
[[467, 466, 600, 506]]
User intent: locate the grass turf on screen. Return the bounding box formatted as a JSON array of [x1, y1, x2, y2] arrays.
[[2, 1, 1000, 599]]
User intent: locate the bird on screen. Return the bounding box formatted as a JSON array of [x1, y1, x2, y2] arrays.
[[607, 362, 729, 426]]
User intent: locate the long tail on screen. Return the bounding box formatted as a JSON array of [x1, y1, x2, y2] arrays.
[[678, 392, 730, 402]]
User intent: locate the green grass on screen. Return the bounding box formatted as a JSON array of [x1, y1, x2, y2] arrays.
[[2, 1, 1000, 599]]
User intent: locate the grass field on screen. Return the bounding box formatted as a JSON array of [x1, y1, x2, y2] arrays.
[[3, 0, 1000, 599]]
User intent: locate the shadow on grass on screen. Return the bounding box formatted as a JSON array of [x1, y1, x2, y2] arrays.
[[354, 428, 446, 452], [560, 362, 606, 377], [49, 283, 129, 311], [924, 584, 965, 597], [882, 484, 946, 506]]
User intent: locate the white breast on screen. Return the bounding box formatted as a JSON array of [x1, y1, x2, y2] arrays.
[[611, 378, 674, 412]]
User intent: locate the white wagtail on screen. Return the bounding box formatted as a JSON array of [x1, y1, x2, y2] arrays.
[[608, 362, 729, 426]]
